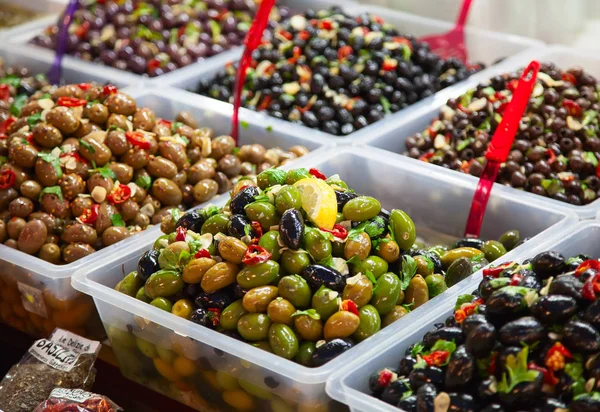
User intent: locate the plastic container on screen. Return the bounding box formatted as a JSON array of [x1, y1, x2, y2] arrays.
[[1, 0, 354, 88], [0, 0, 65, 33], [71, 145, 576, 412], [325, 219, 596, 412], [364, 45, 600, 219], [0, 86, 326, 341]]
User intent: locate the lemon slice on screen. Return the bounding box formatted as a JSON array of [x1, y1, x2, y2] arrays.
[[293, 178, 337, 230]]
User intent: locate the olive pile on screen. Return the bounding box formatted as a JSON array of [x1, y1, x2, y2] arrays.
[[198, 7, 482, 136], [116, 167, 517, 369], [30, 0, 289, 77], [406, 62, 600, 206], [368, 251, 600, 411], [0, 4, 42, 29], [0, 83, 308, 264]]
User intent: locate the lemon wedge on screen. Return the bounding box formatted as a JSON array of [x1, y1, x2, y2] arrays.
[[293, 178, 337, 230]]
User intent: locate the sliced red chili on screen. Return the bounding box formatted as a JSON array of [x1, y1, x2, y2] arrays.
[[546, 148, 557, 165], [107, 184, 131, 205], [483, 261, 514, 278], [250, 221, 263, 239], [391, 36, 412, 50], [102, 84, 118, 96], [546, 342, 573, 360], [510, 273, 523, 286], [26, 133, 35, 146], [75, 21, 90, 39], [338, 45, 353, 61], [382, 59, 398, 71], [562, 72, 577, 85], [78, 83, 92, 90], [175, 226, 187, 242], [320, 224, 348, 240], [298, 30, 310, 41], [454, 309, 467, 323], [0, 169, 16, 189], [125, 130, 151, 150], [195, 249, 211, 259], [258, 95, 272, 111], [562, 99, 582, 117], [488, 352, 498, 375], [0, 84, 10, 101], [279, 30, 292, 40], [582, 273, 600, 301], [419, 152, 434, 162], [147, 59, 161, 71], [288, 46, 302, 64], [320, 20, 333, 30], [57, 97, 87, 107], [496, 101, 509, 115], [207, 308, 221, 327], [528, 363, 558, 386], [79, 204, 100, 225], [422, 351, 450, 367], [242, 244, 271, 266], [377, 369, 394, 388], [309, 168, 327, 180], [158, 118, 172, 128], [574, 259, 600, 277], [507, 79, 519, 92], [341, 299, 359, 316], [459, 159, 473, 173], [0, 116, 16, 138]]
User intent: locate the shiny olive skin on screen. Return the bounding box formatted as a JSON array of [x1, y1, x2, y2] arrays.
[[481, 240, 507, 262], [356, 256, 389, 279], [441, 247, 484, 268], [425, 273, 448, 297], [324, 311, 360, 340], [498, 229, 520, 251], [280, 250, 311, 274], [342, 196, 381, 221], [275, 185, 302, 214], [344, 231, 371, 260], [201, 213, 230, 235], [144, 270, 184, 298], [343, 275, 374, 308], [280, 209, 304, 250], [218, 236, 248, 264], [221, 300, 248, 331], [532, 251, 566, 279], [278, 275, 311, 308], [404, 274, 429, 309], [304, 229, 332, 262], [228, 214, 255, 239], [258, 230, 281, 261], [245, 201, 278, 231], [118, 271, 143, 297], [237, 313, 271, 341], [370, 273, 401, 315], [311, 339, 353, 367], [353, 304, 381, 342], [237, 260, 280, 289], [312, 287, 341, 320], [377, 238, 400, 263], [269, 324, 299, 360], [294, 314, 323, 341], [446, 257, 473, 287], [285, 168, 311, 185], [151, 297, 173, 312], [230, 186, 260, 215], [301, 264, 346, 293], [242, 285, 278, 313], [256, 169, 286, 190], [389, 209, 416, 250], [383, 305, 410, 327], [267, 298, 296, 325], [294, 342, 316, 366]]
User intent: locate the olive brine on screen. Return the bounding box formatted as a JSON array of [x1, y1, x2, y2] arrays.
[[368, 251, 600, 411], [116, 167, 518, 366]]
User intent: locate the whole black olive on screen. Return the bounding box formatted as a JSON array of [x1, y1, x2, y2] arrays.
[[301, 264, 346, 292], [335, 190, 358, 212], [195, 286, 235, 310], [448, 392, 476, 412], [398, 394, 418, 411], [454, 238, 484, 250], [519, 274, 542, 291], [190, 307, 220, 329], [381, 378, 411, 405], [584, 299, 600, 329], [571, 394, 600, 412], [486, 286, 534, 319], [531, 251, 565, 278], [445, 346, 475, 388], [137, 249, 160, 281], [311, 338, 353, 367], [368, 368, 399, 395], [480, 403, 504, 412], [227, 214, 255, 239], [422, 327, 464, 348], [548, 275, 583, 301], [280, 209, 304, 250], [499, 316, 544, 346], [479, 277, 510, 300], [498, 369, 543, 407], [461, 313, 487, 336], [423, 251, 443, 274], [230, 185, 259, 215], [466, 322, 496, 358], [409, 366, 444, 390], [530, 294, 578, 324], [562, 319, 600, 353], [175, 210, 205, 233], [398, 355, 418, 376], [478, 377, 497, 400], [416, 383, 437, 412]]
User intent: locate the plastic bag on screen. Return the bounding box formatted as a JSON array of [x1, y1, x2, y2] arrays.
[[0, 329, 100, 412], [33, 388, 122, 412]]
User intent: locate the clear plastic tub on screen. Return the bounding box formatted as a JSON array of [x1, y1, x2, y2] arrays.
[[71, 145, 576, 412], [0, 86, 327, 340], [363, 45, 600, 219], [325, 219, 596, 412], [1, 0, 354, 88]]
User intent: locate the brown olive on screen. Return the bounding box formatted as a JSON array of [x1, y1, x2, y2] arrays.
[[218, 154, 242, 178], [263, 149, 280, 165], [132, 107, 156, 131], [71, 197, 93, 218], [7, 217, 27, 239], [218, 236, 248, 264], [294, 315, 323, 341], [63, 243, 95, 263], [239, 161, 255, 176], [130, 181, 147, 203], [20, 180, 42, 200], [188, 159, 216, 185], [175, 111, 198, 129], [238, 144, 266, 164], [289, 145, 309, 157], [242, 285, 278, 313], [30, 212, 60, 233], [53, 84, 82, 98], [267, 298, 296, 326], [87, 173, 113, 194], [324, 311, 360, 340], [62, 223, 98, 245], [40, 194, 71, 219], [158, 141, 188, 170], [181, 184, 194, 206], [9, 140, 38, 168], [187, 146, 201, 164], [211, 135, 235, 160], [214, 171, 232, 194], [109, 162, 134, 183], [256, 162, 273, 173], [133, 212, 150, 228], [120, 198, 139, 222], [344, 232, 371, 260], [46, 234, 61, 244], [60, 173, 85, 200], [105, 130, 129, 156], [0, 188, 18, 210], [73, 122, 101, 139], [19, 100, 41, 117], [193, 179, 219, 203], [147, 156, 177, 179], [102, 226, 130, 246], [5, 239, 17, 249], [46, 106, 80, 134], [79, 135, 111, 166], [85, 102, 109, 125], [17, 220, 47, 255], [122, 148, 149, 169], [152, 178, 182, 206], [105, 92, 137, 116], [94, 202, 117, 234], [106, 113, 129, 130], [35, 157, 61, 187], [151, 206, 174, 225], [0, 220, 7, 243], [39, 243, 61, 264], [8, 197, 34, 218], [152, 122, 171, 137]]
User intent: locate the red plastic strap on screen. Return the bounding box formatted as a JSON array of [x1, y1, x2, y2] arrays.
[[464, 61, 540, 238], [231, 0, 276, 144]]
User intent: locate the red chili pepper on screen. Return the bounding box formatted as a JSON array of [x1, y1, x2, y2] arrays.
[[175, 226, 187, 242], [454, 309, 467, 323], [242, 244, 272, 266], [454, 298, 485, 323], [78, 83, 92, 90], [391, 36, 412, 50], [562, 72, 577, 85], [251, 221, 263, 239], [125, 130, 151, 150], [309, 168, 326, 180], [419, 152, 434, 162], [460, 159, 473, 173], [0, 116, 16, 138], [75, 21, 90, 39], [510, 273, 523, 286], [320, 20, 333, 30], [382, 59, 398, 71], [158, 118, 172, 128], [546, 148, 557, 165], [574, 260, 600, 277], [288, 46, 302, 64], [341, 299, 359, 316], [562, 99, 582, 117], [483, 261, 514, 278], [195, 249, 211, 259], [279, 30, 292, 40], [496, 101, 509, 115], [102, 84, 118, 96], [320, 224, 348, 240], [507, 79, 519, 92], [147, 59, 161, 71], [377, 369, 394, 388], [0, 84, 10, 101], [528, 363, 558, 386], [372, 15, 384, 24], [488, 352, 498, 375], [207, 308, 221, 327], [582, 273, 600, 301], [547, 342, 573, 359], [107, 184, 131, 205], [57, 97, 87, 107], [26, 133, 35, 146], [79, 204, 100, 225], [60, 151, 87, 164], [422, 351, 450, 367], [177, 25, 186, 39], [596, 163, 600, 179], [338, 45, 353, 61], [296, 98, 316, 114], [0, 169, 16, 189], [298, 30, 310, 41], [258, 95, 272, 111]]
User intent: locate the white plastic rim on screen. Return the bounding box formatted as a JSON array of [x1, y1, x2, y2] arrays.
[[363, 44, 600, 220], [71, 144, 577, 386], [325, 219, 599, 412]]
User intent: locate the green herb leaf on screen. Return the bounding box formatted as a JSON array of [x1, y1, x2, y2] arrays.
[[170, 122, 184, 133], [0, 74, 21, 87], [400, 44, 411, 61], [470, 253, 485, 262], [459, 89, 474, 108], [583, 110, 598, 126], [402, 303, 413, 312], [482, 87, 495, 96], [400, 390, 413, 401], [380, 97, 391, 115], [541, 178, 563, 196], [429, 339, 457, 354], [565, 361, 583, 381], [364, 270, 377, 285], [346, 255, 362, 267], [208, 19, 221, 43], [478, 118, 491, 131], [107, 125, 125, 132], [240, 120, 249, 129], [170, 208, 183, 222], [584, 151, 599, 167], [497, 347, 541, 394], [454, 294, 475, 310], [41, 93, 51, 99], [178, 249, 191, 266], [110, 213, 126, 227], [39, 186, 63, 201], [27, 112, 42, 127], [317, 255, 335, 268], [400, 255, 417, 290], [244, 223, 252, 237], [79, 139, 96, 154], [10, 94, 27, 117], [0, 156, 7, 167], [37, 152, 63, 179], [158, 248, 179, 271], [574, 392, 600, 401], [136, 175, 152, 190], [291, 309, 321, 320], [89, 165, 116, 179], [456, 138, 474, 151], [411, 341, 425, 357], [200, 205, 220, 221]]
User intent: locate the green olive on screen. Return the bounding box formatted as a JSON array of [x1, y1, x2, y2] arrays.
[[370, 272, 401, 315], [243, 285, 278, 313], [285, 168, 311, 185], [135, 286, 151, 303], [304, 229, 332, 262], [342, 196, 381, 221], [153, 235, 169, 250], [427, 245, 449, 258], [136, 337, 158, 358], [201, 261, 237, 293], [293, 314, 323, 341], [344, 231, 371, 260], [389, 209, 416, 250], [201, 213, 229, 235], [312, 286, 341, 320], [445, 257, 473, 287], [216, 370, 241, 390], [343, 275, 374, 308], [441, 247, 483, 268], [252, 340, 273, 353], [238, 379, 273, 400], [353, 304, 381, 342], [267, 297, 296, 325], [221, 300, 248, 330], [425, 274, 448, 297], [335, 212, 344, 223], [397, 289, 405, 305], [217, 236, 248, 264], [355, 256, 388, 279], [259, 230, 281, 261], [377, 238, 400, 263], [237, 313, 271, 341], [324, 310, 360, 340], [237, 260, 280, 289], [275, 186, 302, 214], [278, 275, 311, 308], [246, 201, 278, 231], [145, 270, 184, 298], [332, 240, 345, 258], [150, 297, 173, 312], [294, 341, 316, 366], [281, 250, 310, 274], [269, 324, 299, 360], [383, 305, 409, 327], [480, 240, 507, 262], [498, 229, 520, 251], [404, 274, 429, 309], [257, 169, 287, 190], [118, 271, 143, 297], [414, 255, 434, 276]]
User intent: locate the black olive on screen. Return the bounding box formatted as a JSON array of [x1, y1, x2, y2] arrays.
[[230, 186, 259, 215], [368, 368, 399, 395], [480, 403, 504, 412], [562, 319, 600, 353], [466, 322, 496, 358], [300, 264, 346, 292], [228, 214, 255, 239], [334, 190, 358, 213], [137, 249, 160, 281], [280, 209, 304, 250], [461, 313, 487, 336], [398, 355, 418, 376], [422, 327, 464, 348], [448, 392, 476, 412], [548, 275, 583, 301], [408, 366, 444, 390], [398, 394, 418, 411], [571, 394, 600, 412], [532, 398, 566, 412], [423, 251, 443, 274], [445, 346, 475, 388], [486, 286, 533, 319], [498, 370, 543, 407], [190, 307, 219, 329], [498, 316, 544, 346], [530, 294, 578, 324], [478, 377, 497, 400], [311, 338, 353, 367], [478, 277, 510, 300], [175, 210, 205, 233], [519, 274, 542, 290], [531, 251, 565, 278], [454, 238, 484, 250], [381, 378, 412, 405], [584, 299, 600, 329], [416, 383, 437, 412], [195, 287, 235, 310]]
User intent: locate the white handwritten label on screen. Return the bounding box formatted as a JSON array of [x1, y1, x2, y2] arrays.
[[17, 282, 48, 318], [28, 339, 80, 372], [52, 329, 100, 355], [49, 388, 94, 403]]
